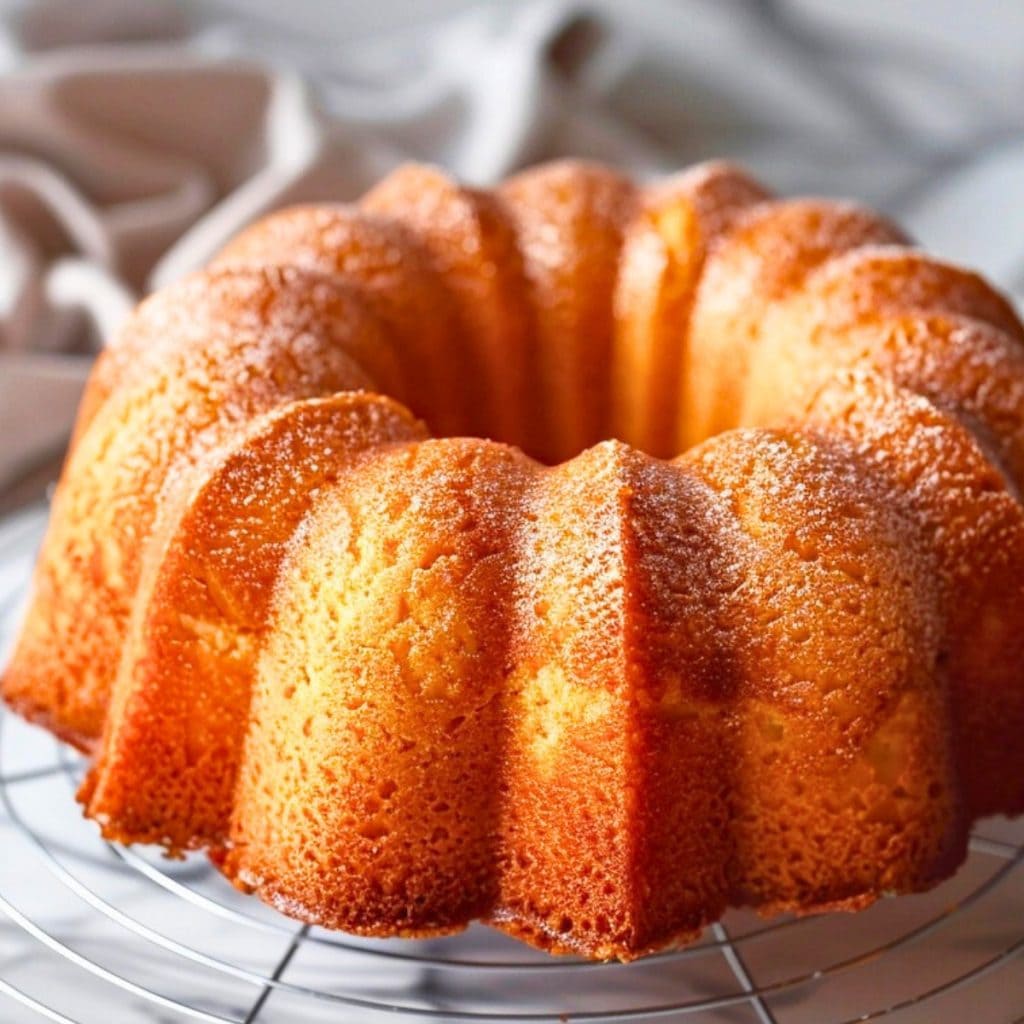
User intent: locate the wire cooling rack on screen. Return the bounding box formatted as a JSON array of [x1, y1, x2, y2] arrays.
[[1, 505, 1023, 1024]]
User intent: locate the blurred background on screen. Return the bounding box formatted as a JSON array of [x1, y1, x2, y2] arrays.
[[1, 2, 1024, 1022]]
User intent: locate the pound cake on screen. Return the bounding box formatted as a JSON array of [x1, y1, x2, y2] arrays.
[[4, 159, 1024, 960]]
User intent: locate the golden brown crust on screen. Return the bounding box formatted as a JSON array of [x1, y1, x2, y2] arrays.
[[612, 162, 769, 457], [500, 160, 639, 462], [683, 428, 965, 907], [3, 266, 387, 744], [214, 204, 461, 435], [494, 442, 743, 957], [221, 438, 537, 934], [802, 372, 1024, 817], [362, 166, 536, 451], [80, 393, 426, 849], [4, 159, 1024, 961], [679, 201, 909, 448]]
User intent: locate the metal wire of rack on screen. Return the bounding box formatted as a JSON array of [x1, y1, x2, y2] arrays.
[[0, 509, 1023, 1024]]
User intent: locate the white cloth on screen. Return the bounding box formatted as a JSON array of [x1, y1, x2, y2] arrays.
[[2, 0, 1024, 490]]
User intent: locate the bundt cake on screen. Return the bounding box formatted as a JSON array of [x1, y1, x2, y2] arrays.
[[4, 159, 1024, 961]]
